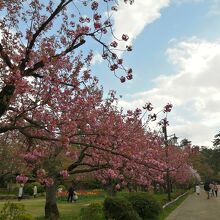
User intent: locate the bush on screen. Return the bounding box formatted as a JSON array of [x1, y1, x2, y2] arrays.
[[80, 203, 104, 220], [127, 193, 162, 220], [57, 185, 66, 191], [103, 197, 141, 220], [76, 178, 102, 189], [0, 202, 34, 220], [23, 182, 45, 196], [14, 213, 34, 220]]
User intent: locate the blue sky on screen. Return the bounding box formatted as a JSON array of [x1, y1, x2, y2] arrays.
[[90, 0, 220, 147], [2, 0, 218, 146]]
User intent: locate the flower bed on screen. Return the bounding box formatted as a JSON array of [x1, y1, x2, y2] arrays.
[[57, 191, 68, 201], [57, 190, 105, 202]]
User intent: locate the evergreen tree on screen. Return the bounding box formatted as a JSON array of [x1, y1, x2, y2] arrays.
[[180, 138, 191, 148], [213, 131, 220, 148]]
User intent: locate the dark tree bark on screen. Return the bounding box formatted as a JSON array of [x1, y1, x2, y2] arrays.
[[0, 84, 15, 117], [45, 184, 59, 220], [106, 183, 117, 197]]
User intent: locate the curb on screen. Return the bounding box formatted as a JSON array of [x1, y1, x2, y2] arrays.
[[162, 192, 188, 209]]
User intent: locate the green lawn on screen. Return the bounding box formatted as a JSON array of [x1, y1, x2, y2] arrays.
[[153, 188, 186, 205], [0, 197, 104, 220], [0, 189, 190, 220], [157, 192, 189, 220]]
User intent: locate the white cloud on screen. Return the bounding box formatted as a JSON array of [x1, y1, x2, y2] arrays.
[[119, 37, 220, 147], [91, 52, 103, 65], [112, 0, 170, 54]]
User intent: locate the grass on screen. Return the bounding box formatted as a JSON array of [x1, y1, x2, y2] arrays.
[[0, 189, 191, 220], [157, 189, 193, 220], [0, 197, 104, 220], [0, 199, 45, 218], [157, 193, 189, 220], [153, 188, 186, 205]]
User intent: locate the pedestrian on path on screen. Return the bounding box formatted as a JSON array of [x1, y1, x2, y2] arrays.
[[33, 185, 37, 198], [196, 184, 200, 195], [18, 184, 24, 201], [67, 183, 75, 203], [73, 190, 78, 202], [214, 183, 218, 197], [204, 181, 211, 199], [209, 182, 215, 197]]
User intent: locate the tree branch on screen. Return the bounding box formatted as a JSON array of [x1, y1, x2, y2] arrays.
[[0, 43, 14, 69], [23, 38, 86, 77], [69, 164, 110, 174], [20, 0, 68, 71], [67, 146, 89, 172], [0, 85, 15, 118]]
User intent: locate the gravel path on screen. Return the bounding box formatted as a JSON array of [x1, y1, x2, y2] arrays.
[[166, 188, 220, 220]]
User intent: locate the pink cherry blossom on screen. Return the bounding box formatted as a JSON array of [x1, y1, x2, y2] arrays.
[[60, 170, 69, 178], [16, 174, 28, 184]]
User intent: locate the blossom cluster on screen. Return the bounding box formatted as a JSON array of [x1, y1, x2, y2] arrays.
[[59, 170, 69, 178], [16, 174, 28, 184]]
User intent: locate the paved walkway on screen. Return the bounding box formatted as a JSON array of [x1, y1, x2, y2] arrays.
[[166, 189, 220, 220]]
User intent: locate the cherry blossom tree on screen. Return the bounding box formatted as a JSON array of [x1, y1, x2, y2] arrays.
[[95, 145, 165, 195], [94, 129, 193, 195], [90, 104, 193, 197], [0, 0, 135, 218], [0, 134, 27, 188], [0, 1, 194, 219], [162, 144, 192, 189]]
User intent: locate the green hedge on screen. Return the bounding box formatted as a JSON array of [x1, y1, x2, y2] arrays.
[[127, 193, 162, 220], [23, 182, 45, 196], [75, 179, 102, 190], [80, 203, 104, 220], [0, 202, 34, 220], [103, 197, 141, 220], [78, 192, 164, 220]]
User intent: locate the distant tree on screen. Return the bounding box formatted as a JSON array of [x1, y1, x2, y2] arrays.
[[0, 134, 26, 187], [180, 138, 191, 148], [213, 131, 220, 148], [189, 147, 213, 181], [211, 132, 220, 178]]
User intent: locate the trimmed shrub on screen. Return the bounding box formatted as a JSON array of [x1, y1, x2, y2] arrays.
[[14, 213, 34, 220], [57, 185, 66, 191], [76, 178, 102, 189], [80, 203, 104, 220], [0, 202, 34, 220], [23, 182, 45, 196], [127, 193, 162, 220], [103, 197, 141, 220]]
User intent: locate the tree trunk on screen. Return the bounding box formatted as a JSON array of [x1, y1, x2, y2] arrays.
[[0, 84, 15, 118], [127, 183, 132, 192], [45, 184, 59, 220], [106, 184, 117, 196]]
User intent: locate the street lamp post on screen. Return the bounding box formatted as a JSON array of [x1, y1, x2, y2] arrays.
[[162, 119, 178, 202], [162, 122, 171, 201], [169, 134, 178, 146]]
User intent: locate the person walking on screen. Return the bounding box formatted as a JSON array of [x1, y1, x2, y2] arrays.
[[204, 182, 211, 199], [214, 183, 218, 197], [196, 184, 200, 195], [209, 183, 215, 197], [18, 184, 24, 201], [73, 190, 78, 202], [33, 185, 37, 198], [67, 184, 75, 203]]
